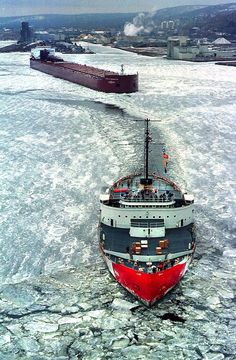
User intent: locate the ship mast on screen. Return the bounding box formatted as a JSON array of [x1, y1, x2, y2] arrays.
[[144, 118, 151, 180]]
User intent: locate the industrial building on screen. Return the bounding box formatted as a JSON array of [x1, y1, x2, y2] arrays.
[[167, 36, 236, 61]]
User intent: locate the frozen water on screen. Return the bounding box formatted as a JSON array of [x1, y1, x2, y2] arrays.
[[0, 41, 235, 359], [111, 298, 140, 310]]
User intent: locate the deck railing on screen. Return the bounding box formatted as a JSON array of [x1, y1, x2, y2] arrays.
[[130, 222, 164, 228], [119, 197, 175, 203]]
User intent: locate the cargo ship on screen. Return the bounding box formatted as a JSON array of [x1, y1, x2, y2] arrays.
[[99, 119, 196, 306], [30, 48, 138, 93]]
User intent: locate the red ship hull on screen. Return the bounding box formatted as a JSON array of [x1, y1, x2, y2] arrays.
[[30, 59, 138, 93], [103, 254, 190, 306]]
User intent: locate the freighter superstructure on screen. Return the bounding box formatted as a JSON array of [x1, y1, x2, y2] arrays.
[[99, 119, 195, 306]]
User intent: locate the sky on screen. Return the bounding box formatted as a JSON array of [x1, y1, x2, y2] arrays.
[[0, 0, 234, 17]]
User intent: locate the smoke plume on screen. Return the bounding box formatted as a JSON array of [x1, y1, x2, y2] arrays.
[[124, 12, 155, 36]]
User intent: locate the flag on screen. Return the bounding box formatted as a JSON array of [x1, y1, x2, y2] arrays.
[[162, 152, 169, 174]]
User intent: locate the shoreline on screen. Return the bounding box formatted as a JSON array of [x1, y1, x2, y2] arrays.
[[112, 46, 167, 57]]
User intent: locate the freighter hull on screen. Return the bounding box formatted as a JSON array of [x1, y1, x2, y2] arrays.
[[30, 59, 138, 93], [103, 253, 190, 306]]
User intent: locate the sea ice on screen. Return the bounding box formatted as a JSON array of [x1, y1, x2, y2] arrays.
[[24, 321, 59, 333], [111, 298, 140, 310], [86, 309, 106, 318], [18, 337, 40, 353], [0, 284, 39, 307], [218, 287, 234, 299], [99, 316, 123, 330], [77, 302, 93, 311], [110, 336, 130, 349], [206, 296, 221, 307], [223, 249, 236, 258], [58, 315, 83, 325], [0, 334, 11, 347], [183, 289, 201, 299], [121, 344, 150, 356], [205, 353, 225, 360]]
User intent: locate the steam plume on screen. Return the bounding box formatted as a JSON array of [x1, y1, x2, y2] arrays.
[[124, 12, 155, 36]]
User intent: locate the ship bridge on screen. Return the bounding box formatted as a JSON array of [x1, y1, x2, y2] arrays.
[[100, 173, 194, 209]]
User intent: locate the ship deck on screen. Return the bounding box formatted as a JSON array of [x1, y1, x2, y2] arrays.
[[101, 223, 194, 258], [48, 61, 119, 78]]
